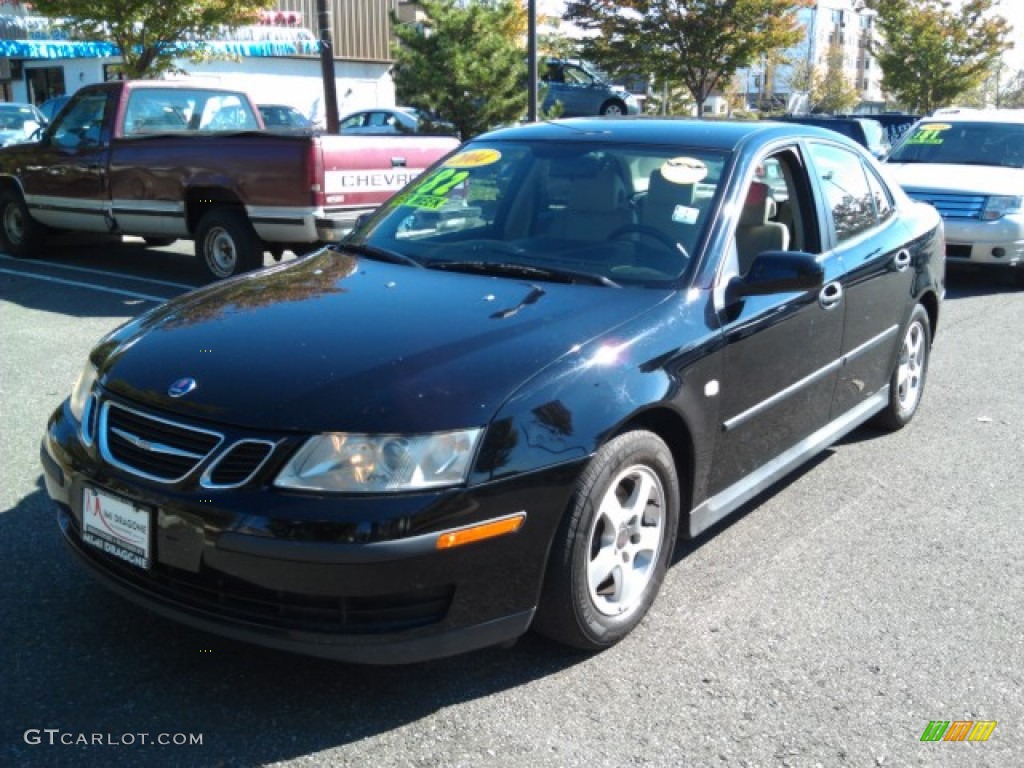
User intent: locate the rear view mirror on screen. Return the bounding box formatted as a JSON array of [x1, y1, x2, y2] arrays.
[[728, 251, 823, 299]]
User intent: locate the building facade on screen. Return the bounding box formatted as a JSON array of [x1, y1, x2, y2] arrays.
[[742, 0, 885, 114], [0, 1, 409, 119]]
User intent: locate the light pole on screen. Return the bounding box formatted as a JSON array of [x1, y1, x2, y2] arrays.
[[317, 0, 340, 133]]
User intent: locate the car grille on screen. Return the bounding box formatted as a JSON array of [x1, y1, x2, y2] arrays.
[[946, 243, 972, 259], [100, 402, 223, 482], [96, 400, 284, 487], [906, 191, 986, 220], [202, 440, 277, 488]]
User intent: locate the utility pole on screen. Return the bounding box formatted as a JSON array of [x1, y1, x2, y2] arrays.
[[527, 0, 538, 121], [317, 0, 340, 133]]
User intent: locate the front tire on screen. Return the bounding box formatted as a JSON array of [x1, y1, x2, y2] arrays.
[[194, 208, 262, 281], [599, 100, 627, 116], [873, 303, 931, 430], [533, 430, 680, 651], [0, 188, 47, 258]]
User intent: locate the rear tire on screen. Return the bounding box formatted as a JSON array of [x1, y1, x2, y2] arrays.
[[194, 208, 262, 281], [873, 303, 931, 430], [533, 430, 679, 651], [0, 188, 47, 258]]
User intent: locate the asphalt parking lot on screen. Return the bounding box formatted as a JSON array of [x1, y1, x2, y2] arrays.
[[1, 241, 1022, 768]]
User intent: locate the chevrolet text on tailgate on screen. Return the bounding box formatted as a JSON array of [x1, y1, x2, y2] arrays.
[[0, 80, 459, 279]]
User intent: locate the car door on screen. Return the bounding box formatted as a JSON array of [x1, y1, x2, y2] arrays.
[[707, 143, 847, 497], [20, 88, 115, 232], [804, 141, 915, 419]]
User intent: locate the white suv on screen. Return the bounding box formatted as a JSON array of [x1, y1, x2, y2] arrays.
[[885, 108, 1024, 286]]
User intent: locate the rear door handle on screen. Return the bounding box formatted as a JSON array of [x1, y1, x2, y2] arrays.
[[819, 281, 843, 310], [894, 248, 912, 272]]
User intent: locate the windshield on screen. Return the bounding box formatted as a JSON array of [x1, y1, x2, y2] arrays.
[[346, 140, 729, 287], [888, 120, 1024, 168]]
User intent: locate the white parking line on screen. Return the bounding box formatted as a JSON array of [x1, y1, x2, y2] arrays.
[[0, 268, 169, 303], [0, 253, 196, 290]]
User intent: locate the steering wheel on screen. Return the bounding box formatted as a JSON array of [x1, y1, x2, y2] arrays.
[[609, 224, 687, 256], [608, 224, 689, 276]]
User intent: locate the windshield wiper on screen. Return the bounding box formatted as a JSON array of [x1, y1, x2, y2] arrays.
[[429, 260, 620, 287], [338, 242, 422, 268]]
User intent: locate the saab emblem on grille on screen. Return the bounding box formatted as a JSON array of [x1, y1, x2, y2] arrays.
[[168, 377, 197, 398]]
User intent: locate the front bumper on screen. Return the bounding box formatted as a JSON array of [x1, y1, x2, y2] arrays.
[[943, 215, 1024, 267], [42, 401, 583, 664]]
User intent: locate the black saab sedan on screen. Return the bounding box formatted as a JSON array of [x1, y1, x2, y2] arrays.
[[41, 118, 944, 663]]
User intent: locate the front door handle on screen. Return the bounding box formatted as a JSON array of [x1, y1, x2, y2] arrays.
[[819, 280, 843, 310]]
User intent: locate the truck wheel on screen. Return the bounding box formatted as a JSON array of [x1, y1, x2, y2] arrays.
[[0, 188, 47, 258], [195, 209, 262, 280]]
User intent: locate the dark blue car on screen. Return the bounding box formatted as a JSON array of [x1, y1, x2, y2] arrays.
[[42, 117, 944, 663]]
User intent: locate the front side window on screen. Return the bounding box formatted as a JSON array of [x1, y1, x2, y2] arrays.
[[52, 91, 111, 149], [808, 143, 878, 243]]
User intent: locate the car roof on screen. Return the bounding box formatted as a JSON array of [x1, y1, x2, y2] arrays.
[[924, 108, 1024, 124], [478, 116, 856, 151]]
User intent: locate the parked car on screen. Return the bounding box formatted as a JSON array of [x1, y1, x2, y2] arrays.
[[257, 103, 312, 130], [540, 58, 641, 117], [339, 106, 457, 136], [38, 94, 71, 122], [885, 108, 1024, 286], [839, 112, 920, 146], [0, 102, 47, 146], [774, 115, 889, 159], [42, 117, 943, 663]]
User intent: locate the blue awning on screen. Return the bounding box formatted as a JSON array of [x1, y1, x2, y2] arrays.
[[0, 38, 321, 60], [0, 40, 118, 59]]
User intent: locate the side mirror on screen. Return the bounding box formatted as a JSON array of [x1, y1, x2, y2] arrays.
[[728, 251, 823, 300]]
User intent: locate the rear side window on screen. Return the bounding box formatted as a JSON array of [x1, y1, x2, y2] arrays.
[[808, 143, 879, 244]]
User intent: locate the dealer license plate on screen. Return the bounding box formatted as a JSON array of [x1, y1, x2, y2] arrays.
[[81, 487, 152, 570]]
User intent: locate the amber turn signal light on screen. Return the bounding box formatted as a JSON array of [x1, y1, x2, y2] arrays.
[[435, 513, 526, 549]]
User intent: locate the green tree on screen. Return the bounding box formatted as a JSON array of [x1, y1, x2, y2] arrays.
[[863, 0, 1013, 114], [32, 0, 274, 79], [563, 0, 811, 116], [812, 43, 861, 114], [391, 0, 527, 140]]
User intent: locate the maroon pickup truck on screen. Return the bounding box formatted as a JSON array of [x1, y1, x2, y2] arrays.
[[0, 81, 460, 279]]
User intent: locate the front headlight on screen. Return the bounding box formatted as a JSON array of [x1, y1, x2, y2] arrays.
[[274, 428, 483, 493], [982, 195, 1023, 221], [69, 362, 98, 423]]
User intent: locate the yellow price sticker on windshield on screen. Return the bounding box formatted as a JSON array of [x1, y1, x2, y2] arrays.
[[445, 149, 501, 168], [907, 124, 952, 145]]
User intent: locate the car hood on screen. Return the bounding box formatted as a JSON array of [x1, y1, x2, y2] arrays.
[[885, 163, 1024, 196], [98, 249, 670, 433]]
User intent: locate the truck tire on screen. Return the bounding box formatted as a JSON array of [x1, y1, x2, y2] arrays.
[[0, 188, 47, 258], [195, 208, 262, 281]]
